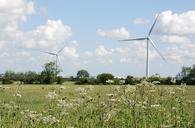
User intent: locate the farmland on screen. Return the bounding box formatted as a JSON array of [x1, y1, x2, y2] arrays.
[[0, 82, 194, 127]]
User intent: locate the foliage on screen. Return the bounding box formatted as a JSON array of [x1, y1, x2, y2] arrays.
[[23, 71, 40, 84], [76, 69, 90, 85], [0, 82, 194, 127], [2, 71, 15, 84], [76, 69, 89, 79], [176, 65, 195, 85], [40, 62, 60, 84], [97, 73, 114, 84], [56, 76, 65, 85], [125, 75, 141, 85]]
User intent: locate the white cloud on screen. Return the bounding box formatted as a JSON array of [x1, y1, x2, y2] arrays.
[[97, 27, 130, 39], [133, 18, 149, 25], [156, 10, 195, 35], [21, 20, 72, 49], [120, 58, 131, 63], [160, 35, 191, 45], [95, 45, 114, 57], [0, 0, 35, 32], [83, 51, 93, 57], [60, 41, 79, 59], [96, 58, 113, 65], [63, 47, 79, 58], [0, 41, 5, 48]]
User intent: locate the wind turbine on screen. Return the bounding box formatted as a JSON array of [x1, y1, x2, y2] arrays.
[[40, 45, 66, 75], [120, 13, 166, 78]]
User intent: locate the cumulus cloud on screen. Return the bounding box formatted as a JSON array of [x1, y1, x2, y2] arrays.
[[83, 51, 93, 57], [95, 45, 114, 57], [133, 18, 149, 25], [0, 0, 35, 31], [63, 44, 79, 59], [160, 35, 191, 45], [156, 10, 195, 35], [21, 20, 72, 49], [97, 27, 130, 39]]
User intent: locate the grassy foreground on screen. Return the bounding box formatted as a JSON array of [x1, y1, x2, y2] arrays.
[[0, 82, 194, 128]]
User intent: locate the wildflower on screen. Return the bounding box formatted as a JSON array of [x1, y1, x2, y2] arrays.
[[152, 81, 160, 85], [46, 92, 58, 99], [42, 115, 60, 125], [85, 85, 94, 91], [3, 103, 12, 109], [21, 110, 42, 123], [57, 99, 73, 108], [172, 107, 176, 110], [59, 86, 66, 90], [109, 98, 117, 102], [75, 87, 86, 93], [13, 93, 22, 98], [106, 93, 116, 98], [161, 124, 174, 128], [191, 100, 195, 103], [151, 104, 161, 108]]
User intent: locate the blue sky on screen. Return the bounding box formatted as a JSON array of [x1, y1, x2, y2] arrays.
[[0, 0, 195, 77]]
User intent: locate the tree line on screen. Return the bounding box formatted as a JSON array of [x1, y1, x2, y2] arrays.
[[1, 62, 195, 85]]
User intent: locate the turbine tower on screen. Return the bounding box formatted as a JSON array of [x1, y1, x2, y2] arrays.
[[120, 13, 166, 78], [40, 45, 66, 75]]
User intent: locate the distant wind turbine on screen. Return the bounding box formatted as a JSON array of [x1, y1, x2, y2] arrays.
[[40, 45, 66, 75], [120, 13, 166, 78]]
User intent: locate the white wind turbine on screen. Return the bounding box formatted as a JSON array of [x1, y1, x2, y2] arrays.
[[40, 45, 66, 75], [120, 13, 166, 78]]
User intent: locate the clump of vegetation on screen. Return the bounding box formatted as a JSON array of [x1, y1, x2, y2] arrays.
[[0, 81, 194, 127]]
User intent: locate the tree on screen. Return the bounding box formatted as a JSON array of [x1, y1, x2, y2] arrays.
[[77, 69, 89, 79], [147, 74, 161, 84], [40, 61, 59, 84], [76, 69, 90, 84], [97, 73, 114, 84], [125, 75, 134, 85], [176, 65, 195, 85], [24, 71, 39, 84], [2, 70, 15, 84]]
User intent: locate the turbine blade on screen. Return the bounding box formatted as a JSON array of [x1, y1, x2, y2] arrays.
[[40, 51, 56, 56], [149, 38, 166, 62], [119, 38, 147, 42], [148, 13, 160, 36], [57, 45, 66, 54]]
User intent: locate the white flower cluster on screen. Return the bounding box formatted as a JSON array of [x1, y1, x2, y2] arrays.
[[46, 91, 58, 99]]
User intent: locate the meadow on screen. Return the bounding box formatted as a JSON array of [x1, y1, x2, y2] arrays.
[[0, 81, 194, 128]]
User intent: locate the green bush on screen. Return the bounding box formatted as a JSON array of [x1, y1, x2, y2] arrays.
[[97, 73, 114, 84]]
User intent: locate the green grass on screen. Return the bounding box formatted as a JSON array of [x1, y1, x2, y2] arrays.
[[0, 82, 194, 127]]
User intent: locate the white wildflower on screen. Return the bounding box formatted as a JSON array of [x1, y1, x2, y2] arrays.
[[42, 115, 60, 125], [151, 104, 161, 108], [106, 93, 116, 98], [46, 92, 58, 99], [109, 98, 117, 102], [59, 86, 66, 90], [3, 103, 12, 109], [13, 93, 22, 98]]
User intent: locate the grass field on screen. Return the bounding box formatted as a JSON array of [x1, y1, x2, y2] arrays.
[[0, 82, 194, 127]]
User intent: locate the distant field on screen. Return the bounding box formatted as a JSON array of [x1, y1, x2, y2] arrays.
[[0, 82, 194, 127]]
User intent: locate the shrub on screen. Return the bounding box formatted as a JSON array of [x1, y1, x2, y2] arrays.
[[57, 76, 65, 84], [96, 73, 114, 84]]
